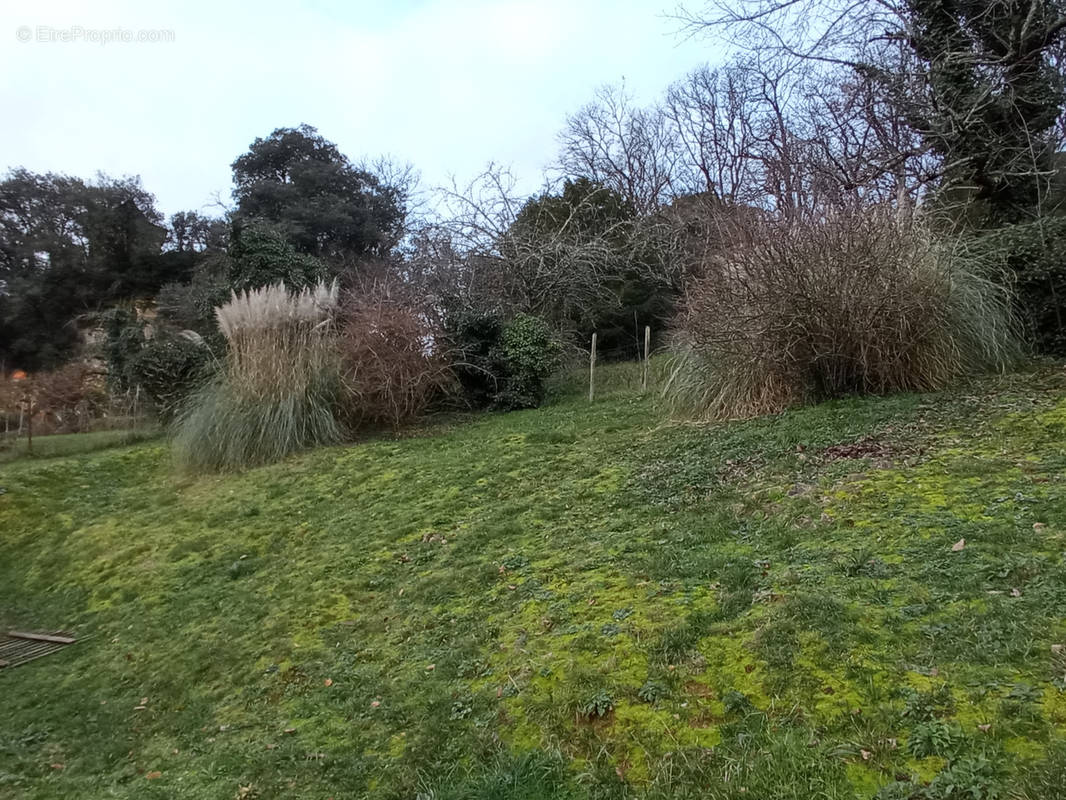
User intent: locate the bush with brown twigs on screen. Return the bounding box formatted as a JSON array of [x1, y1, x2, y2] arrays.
[[665, 206, 1021, 420], [337, 290, 453, 429]]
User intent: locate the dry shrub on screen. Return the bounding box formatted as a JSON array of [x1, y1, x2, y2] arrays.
[[666, 206, 1020, 419], [20, 363, 108, 433], [337, 288, 452, 428], [173, 281, 343, 471]]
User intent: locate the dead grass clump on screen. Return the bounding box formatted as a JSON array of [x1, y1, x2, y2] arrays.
[[665, 206, 1020, 420]]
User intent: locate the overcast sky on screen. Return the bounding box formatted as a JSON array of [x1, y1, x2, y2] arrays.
[[1, 0, 722, 219]]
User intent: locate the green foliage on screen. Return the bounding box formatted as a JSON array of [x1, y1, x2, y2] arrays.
[[577, 688, 613, 719], [0, 169, 170, 370], [1016, 741, 1066, 800], [925, 756, 1005, 800], [172, 369, 342, 472], [721, 689, 753, 714], [128, 332, 214, 422], [512, 177, 636, 242], [894, 0, 1066, 221], [495, 314, 561, 410], [156, 257, 231, 344], [227, 221, 331, 291], [637, 680, 668, 703], [231, 124, 404, 262], [900, 686, 955, 722], [969, 216, 1066, 354], [445, 310, 506, 409], [907, 720, 963, 758], [444, 311, 560, 410], [99, 306, 147, 391]]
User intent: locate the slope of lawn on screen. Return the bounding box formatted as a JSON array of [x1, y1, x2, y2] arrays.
[[2, 366, 1066, 799]]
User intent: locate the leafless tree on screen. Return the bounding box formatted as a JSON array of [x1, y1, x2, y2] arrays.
[[663, 64, 764, 204], [416, 164, 682, 336], [557, 84, 683, 214], [676, 0, 1066, 220]]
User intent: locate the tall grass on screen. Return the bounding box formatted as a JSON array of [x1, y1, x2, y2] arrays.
[[665, 208, 1021, 420], [172, 281, 344, 471]]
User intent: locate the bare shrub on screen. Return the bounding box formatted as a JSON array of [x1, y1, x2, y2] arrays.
[[665, 206, 1020, 419], [337, 286, 453, 428], [30, 363, 108, 433]]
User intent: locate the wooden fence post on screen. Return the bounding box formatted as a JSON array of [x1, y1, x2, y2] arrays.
[[642, 326, 651, 393], [589, 333, 597, 402], [25, 397, 32, 455]]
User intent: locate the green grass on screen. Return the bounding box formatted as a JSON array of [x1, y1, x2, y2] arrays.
[[0, 427, 159, 465], [2, 364, 1066, 799]]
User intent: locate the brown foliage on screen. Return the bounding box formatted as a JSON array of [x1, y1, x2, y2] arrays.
[[337, 287, 453, 429], [666, 205, 1019, 419], [1, 363, 109, 434]]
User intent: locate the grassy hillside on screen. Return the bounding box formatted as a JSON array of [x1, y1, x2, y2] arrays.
[[2, 367, 1065, 799]]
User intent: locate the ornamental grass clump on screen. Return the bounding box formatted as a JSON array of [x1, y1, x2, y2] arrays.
[[173, 281, 344, 471], [665, 207, 1021, 420]]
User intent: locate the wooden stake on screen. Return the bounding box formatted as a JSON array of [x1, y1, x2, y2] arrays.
[[642, 325, 651, 393], [25, 397, 32, 455], [589, 333, 597, 403]]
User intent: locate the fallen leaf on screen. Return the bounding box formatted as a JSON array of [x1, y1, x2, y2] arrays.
[[951, 538, 966, 551], [146, 771, 162, 779], [323, 678, 333, 687]]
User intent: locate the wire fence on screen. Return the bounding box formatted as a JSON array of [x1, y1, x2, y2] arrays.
[[0, 386, 155, 459]]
